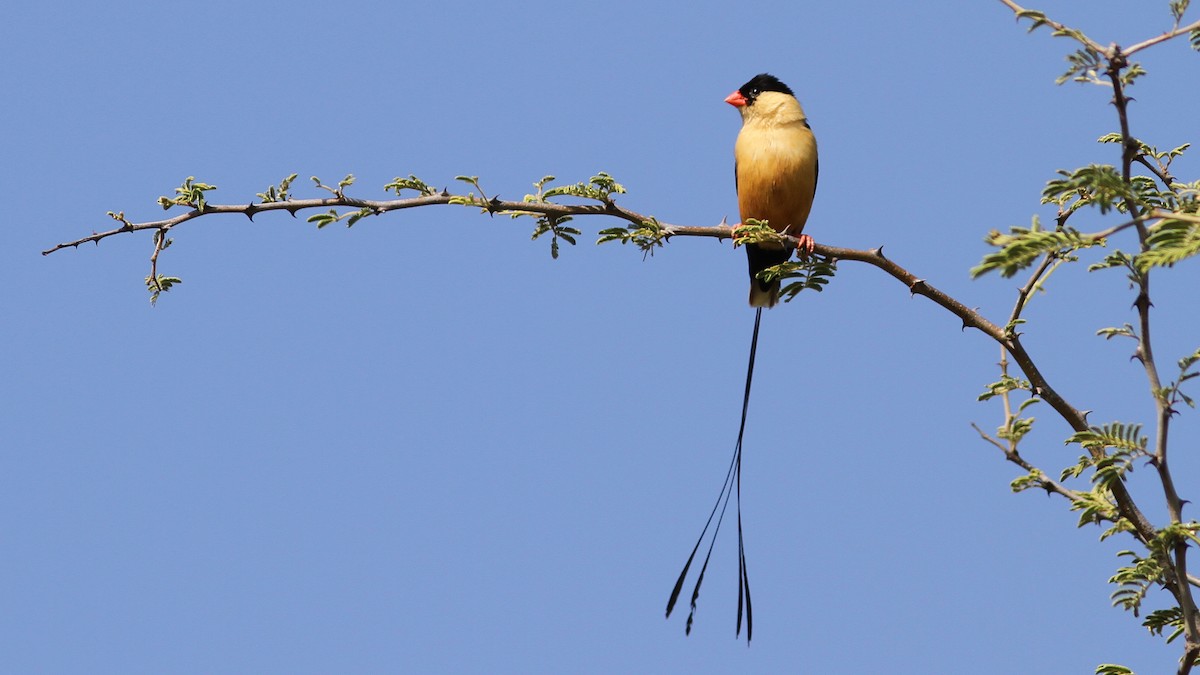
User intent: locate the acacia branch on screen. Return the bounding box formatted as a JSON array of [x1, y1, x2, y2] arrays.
[[41, 193, 713, 256], [1107, 39, 1200, 655]]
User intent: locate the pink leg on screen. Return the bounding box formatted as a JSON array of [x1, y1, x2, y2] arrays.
[[795, 234, 815, 257]]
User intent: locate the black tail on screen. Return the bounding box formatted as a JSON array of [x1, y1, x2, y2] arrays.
[[746, 244, 790, 308], [666, 308, 761, 644]]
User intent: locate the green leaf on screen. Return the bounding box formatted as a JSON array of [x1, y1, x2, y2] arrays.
[[1170, 0, 1190, 24], [1144, 607, 1185, 643], [1098, 518, 1134, 542], [1042, 165, 1133, 214], [159, 176, 217, 211], [971, 219, 1099, 278], [1060, 455, 1090, 481], [729, 220, 782, 248], [1179, 348, 1200, 372], [1107, 549, 1164, 616], [978, 375, 1031, 401], [999, 416, 1035, 443], [1069, 488, 1119, 526], [758, 254, 837, 301], [145, 274, 183, 306], [594, 218, 666, 255], [1129, 176, 1174, 210], [1065, 422, 1147, 489], [1119, 63, 1146, 87], [523, 175, 558, 202], [307, 209, 342, 229], [1134, 219, 1200, 271], [384, 174, 437, 196], [1014, 9, 1049, 32], [542, 172, 627, 203], [1065, 422, 1147, 454], [1096, 324, 1136, 340], [345, 207, 374, 227], [1010, 471, 1046, 493], [311, 174, 354, 197], [1056, 47, 1104, 85], [530, 216, 581, 259], [257, 173, 298, 203]]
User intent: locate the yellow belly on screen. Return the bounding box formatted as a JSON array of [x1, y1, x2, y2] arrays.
[[735, 124, 818, 239]]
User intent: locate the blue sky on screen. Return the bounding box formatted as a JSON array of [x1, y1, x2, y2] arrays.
[[3, 1, 1199, 673]]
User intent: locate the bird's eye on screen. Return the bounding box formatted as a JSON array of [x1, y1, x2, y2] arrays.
[[750, 88, 760, 96]]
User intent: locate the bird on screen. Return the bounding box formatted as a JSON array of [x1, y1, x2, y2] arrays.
[[729, 73, 820, 307], [666, 73, 818, 644]]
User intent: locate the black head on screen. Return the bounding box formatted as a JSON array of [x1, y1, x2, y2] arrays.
[[738, 73, 794, 104]]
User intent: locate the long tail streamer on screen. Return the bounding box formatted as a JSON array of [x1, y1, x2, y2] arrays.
[[666, 307, 762, 644]]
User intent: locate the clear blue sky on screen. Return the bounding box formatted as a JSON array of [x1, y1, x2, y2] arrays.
[[3, 1, 1198, 673]]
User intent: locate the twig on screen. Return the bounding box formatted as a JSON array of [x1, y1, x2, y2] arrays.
[[970, 422, 1083, 504], [1136, 155, 1177, 189], [994, 0, 1107, 52], [1009, 252, 1061, 329], [1126, 19, 1200, 55]]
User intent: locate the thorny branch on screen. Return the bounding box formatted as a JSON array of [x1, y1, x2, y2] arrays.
[[1107, 40, 1200, 670], [998, 0, 1200, 669]]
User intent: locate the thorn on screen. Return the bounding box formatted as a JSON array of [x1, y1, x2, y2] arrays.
[[872, 246, 886, 259], [244, 205, 257, 221], [1081, 410, 1093, 423], [909, 279, 928, 296], [441, 187, 450, 196], [286, 205, 301, 218]]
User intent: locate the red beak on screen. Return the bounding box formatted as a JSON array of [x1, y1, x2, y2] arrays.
[[724, 90, 748, 107]]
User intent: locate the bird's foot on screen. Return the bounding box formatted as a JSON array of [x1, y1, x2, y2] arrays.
[[794, 234, 815, 258], [730, 222, 745, 240]]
